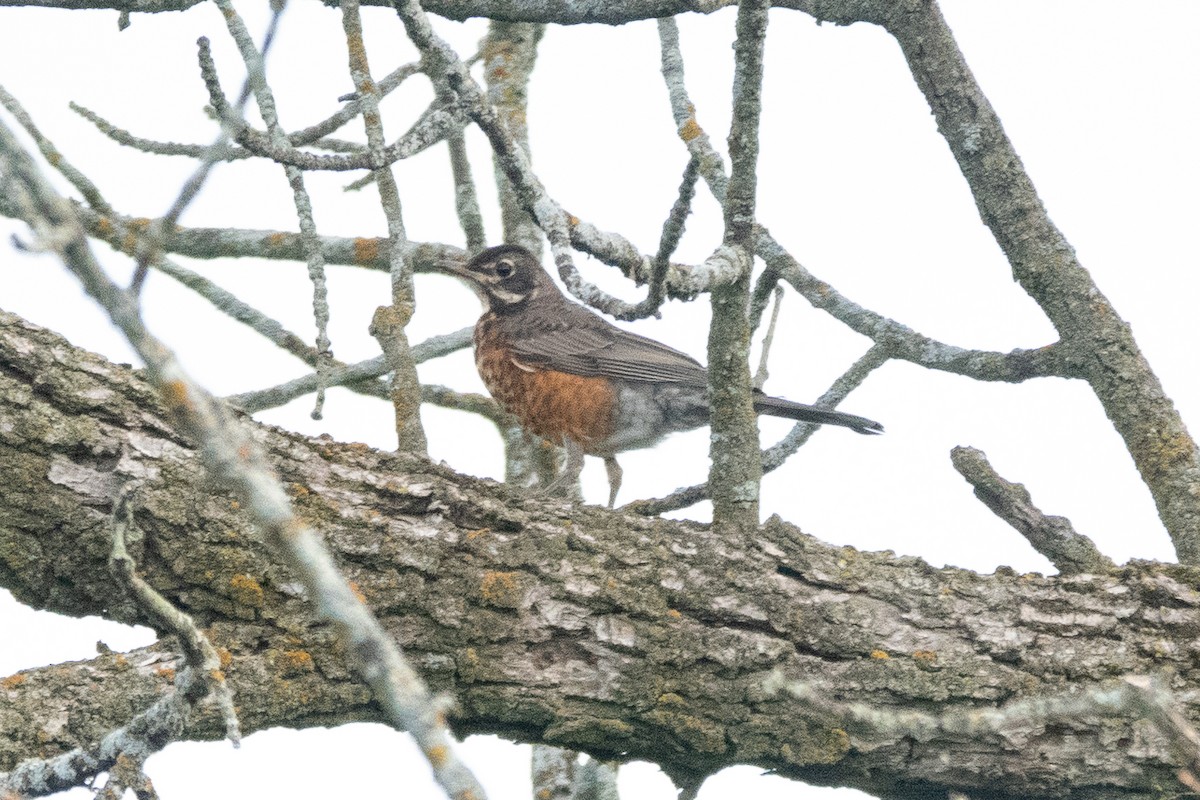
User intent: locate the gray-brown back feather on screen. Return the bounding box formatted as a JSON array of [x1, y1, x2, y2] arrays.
[[499, 300, 708, 385]]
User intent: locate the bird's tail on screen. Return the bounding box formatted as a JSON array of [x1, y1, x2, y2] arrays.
[[752, 394, 883, 435]]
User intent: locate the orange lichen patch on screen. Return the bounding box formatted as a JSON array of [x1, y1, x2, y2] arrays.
[[536, 790, 552, 800], [566, 214, 580, 227], [353, 237, 380, 266], [229, 573, 265, 608], [425, 744, 448, 768], [289, 483, 309, 498], [466, 528, 490, 540], [1139, 429, 1195, 480], [667, 609, 682, 619], [159, 380, 191, 412], [479, 571, 521, 608], [230, 500, 240, 511], [348, 580, 367, 603], [506, 108, 528, 127], [155, 666, 176, 682], [114, 654, 129, 669], [209, 668, 225, 683], [264, 232, 289, 249], [95, 216, 114, 237], [869, 649, 890, 660], [912, 650, 938, 667], [217, 647, 233, 670], [279, 650, 314, 673], [1, 673, 26, 690], [679, 117, 703, 142]]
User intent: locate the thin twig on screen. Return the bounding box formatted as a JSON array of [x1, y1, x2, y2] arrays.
[[130, 6, 286, 296], [0, 107, 485, 800], [209, 5, 334, 420], [392, 0, 658, 318], [110, 490, 240, 744], [614, 155, 699, 321], [951, 446, 1116, 575], [753, 284, 783, 390], [343, 0, 427, 453], [656, 16, 1067, 384], [626, 344, 890, 516], [226, 326, 472, 412]]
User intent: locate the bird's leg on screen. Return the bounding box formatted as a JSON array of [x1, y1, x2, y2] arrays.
[[541, 439, 585, 502], [603, 456, 622, 509]]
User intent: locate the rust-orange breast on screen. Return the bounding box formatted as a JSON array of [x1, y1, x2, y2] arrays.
[[474, 315, 616, 452]]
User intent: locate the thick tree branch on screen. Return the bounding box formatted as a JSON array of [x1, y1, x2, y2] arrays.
[[792, 0, 1200, 563], [1, 308, 1197, 800]]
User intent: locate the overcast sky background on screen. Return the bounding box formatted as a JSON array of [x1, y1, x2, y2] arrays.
[[1, 2, 1197, 798]]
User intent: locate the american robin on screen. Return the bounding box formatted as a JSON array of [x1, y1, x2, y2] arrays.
[[438, 244, 882, 507]]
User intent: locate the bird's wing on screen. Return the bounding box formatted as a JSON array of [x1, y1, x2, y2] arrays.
[[505, 302, 708, 384]]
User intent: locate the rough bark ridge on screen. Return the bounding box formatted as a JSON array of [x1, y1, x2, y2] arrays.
[[0, 307, 1196, 800]]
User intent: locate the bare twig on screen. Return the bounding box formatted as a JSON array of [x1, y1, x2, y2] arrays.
[[393, 0, 683, 318], [225, 99, 469, 172], [951, 446, 1115, 575], [0, 487, 240, 798], [655, 16, 1067, 385], [226, 326, 473, 413], [627, 344, 889, 516], [343, 0, 427, 453], [110, 491, 240, 744], [130, 7, 286, 295], [613, 155, 700, 322], [753, 284, 784, 390], [208, 7, 336, 421], [0, 106, 484, 800]]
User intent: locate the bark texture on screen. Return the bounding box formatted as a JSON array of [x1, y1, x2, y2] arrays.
[[1, 308, 1197, 800]]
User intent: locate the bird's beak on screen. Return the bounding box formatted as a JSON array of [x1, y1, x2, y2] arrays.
[[432, 257, 471, 279], [432, 257, 488, 304]]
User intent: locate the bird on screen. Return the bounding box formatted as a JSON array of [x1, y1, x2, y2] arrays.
[[437, 244, 882, 507]]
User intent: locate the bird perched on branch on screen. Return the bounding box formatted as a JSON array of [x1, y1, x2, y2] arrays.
[[437, 244, 882, 507]]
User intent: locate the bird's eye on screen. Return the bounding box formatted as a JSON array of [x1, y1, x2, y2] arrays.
[[495, 261, 514, 278]]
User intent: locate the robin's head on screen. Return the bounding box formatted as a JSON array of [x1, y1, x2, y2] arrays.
[[440, 244, 558, 312]]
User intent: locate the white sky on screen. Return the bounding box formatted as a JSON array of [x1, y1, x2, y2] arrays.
[[0, 2, 1197, 799]]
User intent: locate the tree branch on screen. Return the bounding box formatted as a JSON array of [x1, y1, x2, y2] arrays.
[[950, 446, 1116, 576], [0, 307, 1196, 800], [794, 0, 1200, 564]]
